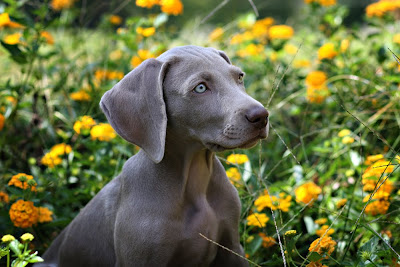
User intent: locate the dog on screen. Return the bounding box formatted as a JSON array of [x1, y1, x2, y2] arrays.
[[37, 45, 269, 266]]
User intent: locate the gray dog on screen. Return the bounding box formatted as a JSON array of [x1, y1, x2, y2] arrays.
[[37, 45, 269, 266]]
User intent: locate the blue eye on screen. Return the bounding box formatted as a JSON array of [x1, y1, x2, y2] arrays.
[[193, 83, 207, 94]]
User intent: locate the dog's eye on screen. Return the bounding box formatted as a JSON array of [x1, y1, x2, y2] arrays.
[[193, 83, 207, 94], [238, 73, 244, 82]]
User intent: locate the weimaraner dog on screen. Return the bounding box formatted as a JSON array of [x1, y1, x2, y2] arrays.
[[37, 45, 269, 266]]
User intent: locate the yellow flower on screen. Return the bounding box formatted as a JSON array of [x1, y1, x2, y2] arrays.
[[94, 69, 124, 81], [284, 44, 298, 55], [237, 44, 264, 58], [51, 143, 72, 155], [209, 27, 224, 41], [73, 115, 96, 134], [365, 154, 384, 165], [340, 39, 350, 52], [130, 49, 155, 68], [0, 191, 9, 203], [316, 225, 335, 237], [110, 15, 122, 25], [20, 233, 34, 242], [338, 129, 351, 137], [295, 182, 322, 205], [40, 31, 54, 45], [319, 0, 336, 6], [41, 152, 62, 168], [70, 90, 91, 101], [226, 154, 249, 165], [136, 26, 156, 37], [318, 43, 337, 60], [160, 0, 183, 15], [8, 173, 37, 191], [50, 0, 75, 10], [259, 233, 276, 248], [268, 25, 294, 40], [306, 71, 327, 87], [315, 218, 327, 225], [285, 230, 297, 237], [0, 13, 24, 28], [9, 200, 39, 228], [246, 213, 269, 228], [305, 71, 329, 103], [109, 49, 123, 61], [254, 191, 292, 212], [342, 136, 355, 144], [0, 113, 4, 131], [293, 59, 311, 68], [90, 123, 117, 141], [3, 32, 22, 45], [306, 86, 329, 104], [226, 167, 241, 184], [364, 198, 391, 216], [336, 198, 347, 209], [2, 234, 15, 243], [362, 160, 395, 179], [38, 207, 53, 223], [309, 236, 336, 257], [394, 34, 400, 44], [136, 0, 160, 8], [366, 0, 400, 17], [230, 32, 254, 45]]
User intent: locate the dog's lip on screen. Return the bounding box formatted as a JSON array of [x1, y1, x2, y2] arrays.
[[207, 128, 268, 151]]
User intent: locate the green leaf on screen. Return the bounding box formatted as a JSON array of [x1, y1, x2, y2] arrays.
[[8, 240, 21, 256], [308, 251, 324, 262], [0, 41, 28, 64], [0, 246, 9, 259], [11, 259, 29, 267]]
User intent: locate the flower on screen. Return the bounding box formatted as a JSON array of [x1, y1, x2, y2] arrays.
[[226, 167, 241, 184], [305, 71, 329, 104], [70, 90, 91, 101], [230, 32, 254, 45], [40, 31, 54, 45], [306, 71, 327, 88], [268, 25, 294, 40], [41, 143, 72, 168], [51, 143, 72, 155], [293, 59, 311, 68], [342, 136, 355, 144], [20, 233, 34, 242], [336, 198, 347, 209], [38, 207, 53, 223], [136, 26, 156, 37], [94, 69, 124, 81], [394, 34, 400, 44], [0, 113, 4, 131], [306, 262, 328, 267], [365, 154, 384, 165], [285, 230, 297, 237], [73, 115, 96, 134], [1, 234, 15, 243], [309, 236, 337, 257], [362, 176, 394, 193], [316, 225, 335, 237], [136, 0, 160, 8], [90, 123, 117, 141], [318, 43, 337, 60], [259, 233, 276, 247], [9, 200, 39, 228], [254, 191, 292, 212], [130, 49, 155, 68], [226, 154, 249, 165], [364, 198, 390, 216], [0, 13, 24, 28], [362, 160, 395, 179], [366, 0, 400, 17], [341, 39, 350, 52], [237, 44, 264, 57], [160, 0, 183, 15], [338, 129, 351, 137], [246, 213, 269, 228], [0, 191, 9, 203], [209, 27, 224, 42], [109, 49, 123, 61], [50, 0, 75, 10], [3, 32, 22, 45], [8, 173, 37, 191], [295, 182, 322, 205], [315, 218, 328, 225], [110, 15, 122, 25], [284, 44, 298, 55]]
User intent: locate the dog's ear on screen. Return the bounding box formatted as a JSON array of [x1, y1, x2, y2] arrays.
[[100, 58, 168, 163], [218, 50, 231, 65]]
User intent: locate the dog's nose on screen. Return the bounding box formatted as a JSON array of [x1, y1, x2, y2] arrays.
[[245, 106, 269, 128]]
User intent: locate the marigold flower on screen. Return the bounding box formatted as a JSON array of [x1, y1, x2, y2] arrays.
[[366, 0, 400, 17], [90, 123, 117, 141], [3, 32, 22, 45], [306, 86, 329, 104], [336, 198, 347, 209], [309, 236, 336, 257], [50, 0, 75, 10], [226, 167, 241, 184], [364, 154, 384, 165], [295, 182, 322, 205], [110, 15, 122, 25], [20, 233, 34, 242], [40, 31, 54, 45], [8, 173, 37, 191], [38, 207, 53, 223], [318, 43, 337, 60], [0, 113, 4, 131], [364, 199, 390, 216], [268, 25, 294, 40], [9, 200, 39, 228], [315, 218, 327, 225], [316, 225, 335, 237], [70, 90, 91, 101], [226, 154, 249, 165], [2, 234, 15, 243], [342, 136, 355, 144], [136, 0, 160, 8], [136, 26, 156, 37], [41, 152, 62, 168], [306, 71, 327, 87], [0, 13, 24, 28], [130, 49, 155, 68], [254, 192, 292, 212], [73, 115, 96, 134], [94, 69, 124, 81], [230, 32, 254, 45], [209, 27, 224, 41], [259, 233, 276, 247], [362, 160, 395, 179], [285, 230, 297, 237], [0, 191, 9, 203], [160, 0, 183, 15], [237, 44, 264, 58], [51, 143, 72, 155], [246, 213, 269, 228], [319, 0, 336, 6]]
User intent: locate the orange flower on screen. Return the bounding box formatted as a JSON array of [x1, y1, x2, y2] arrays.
[[70, 90, 91, 101], [0, 191, 9, 203], [309, 236, 336, 257], [295, 182, 322, 205], [316, 225, 335, 237], [268, 25, 294, 40], [3, 32, 22, 45], [9, 200, 39, 228], [110, 15, 122, 25], [8, 173, 37, 191], [38, 207, 53, 223], [50, 0, 75, 10], [40, 31, 54, 45], [0, 13, 24, 28], [160, 0, 183, 15], [209, 27, 224, 42], [318, 43, 337, 60], [136, 0, 160, 8], [258, 233, 276, 248], [0, 113, 4, 131], [136, 26, 156, 37]]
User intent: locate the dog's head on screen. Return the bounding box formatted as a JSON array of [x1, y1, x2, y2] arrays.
[[100, 45, 268, 163]]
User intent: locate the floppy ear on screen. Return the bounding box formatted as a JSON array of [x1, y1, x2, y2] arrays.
[[100, 58, 168, 163], [218, 50, 231, 64]]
